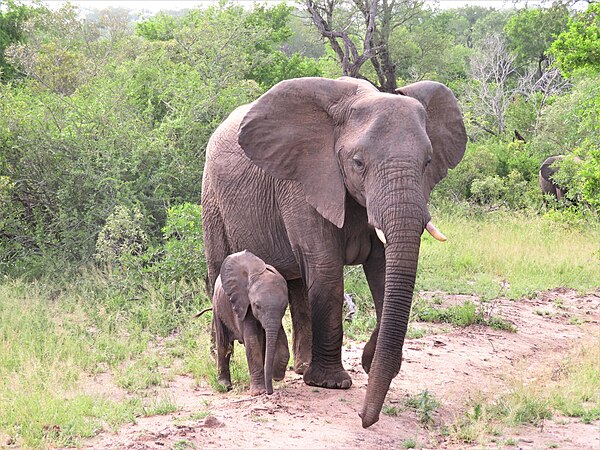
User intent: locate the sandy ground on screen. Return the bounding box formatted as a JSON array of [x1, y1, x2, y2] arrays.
[[81, 288, 600, 449]]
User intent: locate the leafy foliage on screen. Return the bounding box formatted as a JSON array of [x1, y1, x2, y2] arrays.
[[95, 205, 148, 266], [0, 0, 597, 275], [550, 3, 600, 76], [504, 5, 569, 74], [0, 0, 41, 80], [148, 203, 206, 284], [0, 2, 320, 273]]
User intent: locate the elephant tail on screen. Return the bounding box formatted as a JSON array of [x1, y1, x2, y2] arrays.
[[192, 307, 213, 320]]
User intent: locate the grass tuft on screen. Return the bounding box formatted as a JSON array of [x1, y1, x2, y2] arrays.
[[449, 341, 600, 444], [404, 390, 441, 426]]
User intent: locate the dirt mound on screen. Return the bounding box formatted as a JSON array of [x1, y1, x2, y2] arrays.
[[82, 289, 600, 449]]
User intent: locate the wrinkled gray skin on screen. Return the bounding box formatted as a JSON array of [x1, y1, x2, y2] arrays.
[[202, 77, 467, 427], [539, 155, 581, 201], [539, 155, 566, 199], [212, 250, 290, 396]]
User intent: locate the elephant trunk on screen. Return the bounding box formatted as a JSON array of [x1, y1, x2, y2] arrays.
[[361, 181, 425, 428], [264, 327, 279, 395]]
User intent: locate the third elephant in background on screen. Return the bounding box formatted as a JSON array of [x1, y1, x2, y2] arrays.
[[539, 155, 582, 202]]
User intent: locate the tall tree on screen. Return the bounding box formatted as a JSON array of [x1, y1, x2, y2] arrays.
[[305, 0, 377, 80], [549, 2, 600, 76], [504, 4, 569, 78], [305, 0, 424, 92], [0, 0, 41, 81], [467, 33, 517, 135]]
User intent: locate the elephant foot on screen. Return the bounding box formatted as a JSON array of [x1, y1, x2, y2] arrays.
[[303, 364, 352, 389], [217, 375, 232, 391], [249, 385, 266, 396], [293, 361, 309, 375], [273, 366, 287, 381]]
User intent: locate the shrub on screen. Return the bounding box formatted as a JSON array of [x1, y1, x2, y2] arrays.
[[95, 205, 148, 267], [433, 142, 499, 202], [470, 176, 506, 206], [151, 203, 206, 284]]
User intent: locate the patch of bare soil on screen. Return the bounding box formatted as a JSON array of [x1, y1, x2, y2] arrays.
[[81, 289, 600, 450]]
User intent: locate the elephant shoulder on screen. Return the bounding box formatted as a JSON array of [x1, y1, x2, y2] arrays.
[[206, 104, 253, 160]]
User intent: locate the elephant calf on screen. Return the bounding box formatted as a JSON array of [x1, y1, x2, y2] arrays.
[[212, 250, 290, 395]]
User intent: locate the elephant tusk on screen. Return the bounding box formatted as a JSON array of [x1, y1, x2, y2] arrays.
[[375, 228, 387, 245], [426, 221, 447, 242]]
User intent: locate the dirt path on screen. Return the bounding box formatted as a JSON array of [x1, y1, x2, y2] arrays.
[[82, 289, 600, 449]]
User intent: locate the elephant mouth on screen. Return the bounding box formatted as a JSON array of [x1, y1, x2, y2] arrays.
[[374, 221, 447, 246]]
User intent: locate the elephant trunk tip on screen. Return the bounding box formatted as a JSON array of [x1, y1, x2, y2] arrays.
[[359, 405, 380, 428]]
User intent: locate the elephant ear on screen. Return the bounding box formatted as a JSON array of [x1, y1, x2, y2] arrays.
[[238, 77, 362, 228], [221, 250, 266, 320], [540, 156, 563, 179], [396, 81, 468, 201]]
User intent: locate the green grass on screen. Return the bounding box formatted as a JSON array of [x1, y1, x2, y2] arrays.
[[548, 343, 600, 423], [419, 207, 600, 299], [449, 341, 600, 445], [0, 275, 206, 448], [405, 390, 441, 426], [402, 438, 417, 448], [382, 390, 441, 427], [342, 209, 598, 341], [411, 298, 517, 332], [184, 333, 251, 393], [1, 207, 598, 447], [382, 405, 401, 416]]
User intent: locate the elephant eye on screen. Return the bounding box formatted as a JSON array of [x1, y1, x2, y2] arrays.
[[425, 156, 432, 167], [352, 155, 365, 170]]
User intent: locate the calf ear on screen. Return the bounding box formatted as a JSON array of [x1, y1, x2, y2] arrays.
[[396, 81, 467, 201], [238, 77, 362, 228], [220, 251, 266, 320]]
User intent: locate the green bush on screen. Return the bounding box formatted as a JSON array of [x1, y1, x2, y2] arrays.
[[433, 140, 540, 209], [433, 142, 499, 202], [0, 2, 325, 275], [95, 205, 148, 267], [470, 176, 506, 206], [149, 203, 206, 284]]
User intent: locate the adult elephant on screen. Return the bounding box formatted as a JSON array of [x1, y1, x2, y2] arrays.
[[539, 155, 580, 201], [201, 77, 467, 428]]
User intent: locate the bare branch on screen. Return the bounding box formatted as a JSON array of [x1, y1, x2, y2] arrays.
[[305, 0, 377, 77]]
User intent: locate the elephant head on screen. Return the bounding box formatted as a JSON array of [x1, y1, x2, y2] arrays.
[[540, 155, 566, 199], [238, 77, 467, 426], [220, 250, 289, 395], [539, 155, 583, 202]]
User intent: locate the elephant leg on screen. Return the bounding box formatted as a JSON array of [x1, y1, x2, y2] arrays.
[[361, 235, 386, 374], [213, 316, 233, 391], [202, 194, 231, 297], [279, 196, 349, 388], [242, 317, 267, 396], [287, 279, 312, 374], [302, 265, 351, 389], [273, 326, 290, 381]]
